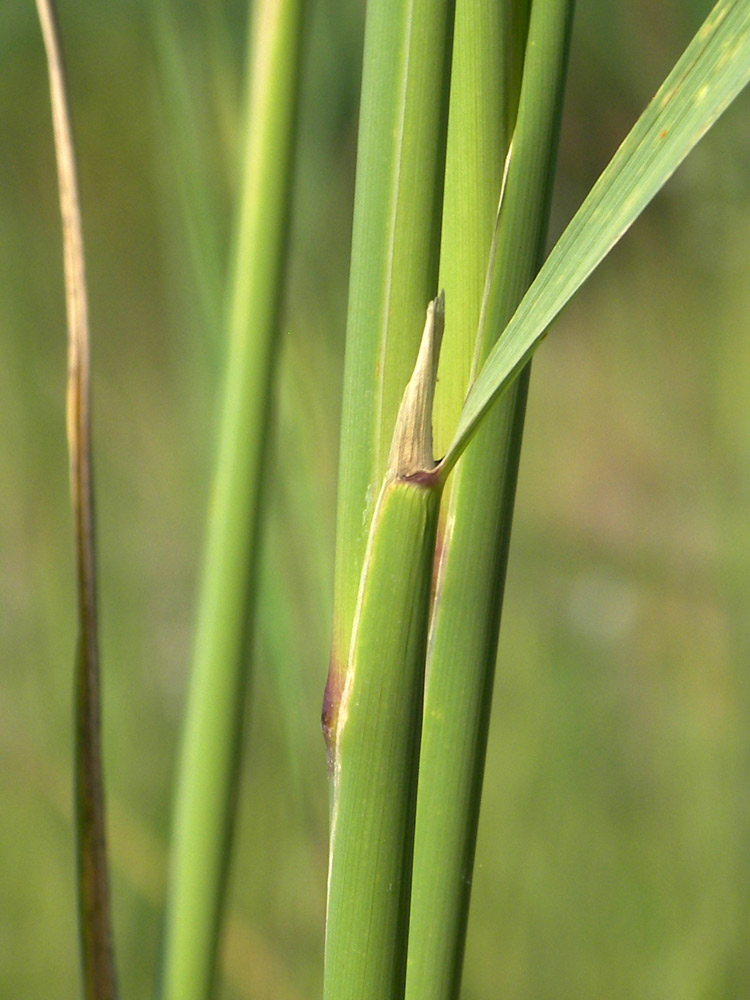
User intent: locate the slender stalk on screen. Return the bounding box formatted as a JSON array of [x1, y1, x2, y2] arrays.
[[431, 0, 529, 456], [34, 2, 118, 998], [161, 2, 305, 998], [324, 299, 446, 1000], [324, 0, 454, 991], [406, 2, 574, 997]]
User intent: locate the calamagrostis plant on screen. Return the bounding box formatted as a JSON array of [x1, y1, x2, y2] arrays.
[[34, 1, 750, 999]]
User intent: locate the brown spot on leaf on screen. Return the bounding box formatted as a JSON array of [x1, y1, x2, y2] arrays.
[[322, 657, 342, 776]]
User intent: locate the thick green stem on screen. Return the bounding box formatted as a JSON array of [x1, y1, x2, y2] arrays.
[[406, 2, 574, 998], [324, 476, 441, 1000], [324, 298, 445, 1000], [330, 0, 455, 684], [324, 0, 454, 984]]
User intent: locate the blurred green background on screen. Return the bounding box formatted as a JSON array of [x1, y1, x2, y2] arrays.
[[2, 1, 750, 997]]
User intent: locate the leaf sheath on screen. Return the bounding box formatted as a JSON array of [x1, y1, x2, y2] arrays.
[[324, 297, 444, 1000]]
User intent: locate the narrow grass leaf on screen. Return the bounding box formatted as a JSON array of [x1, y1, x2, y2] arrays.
[[444, 0, 750, 472], [34, 1, 118, 997]]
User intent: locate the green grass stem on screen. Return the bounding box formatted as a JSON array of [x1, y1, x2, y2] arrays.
[[406, 3, 574, 998], [329, 0, 455, 683], [431, 0, 529, 457], [324, 0, 454, 989], [161, 2, 305, 998], [324, 298, 445, 1000]]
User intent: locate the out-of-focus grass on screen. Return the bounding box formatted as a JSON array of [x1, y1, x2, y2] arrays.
[[1, 2, 749, 998]]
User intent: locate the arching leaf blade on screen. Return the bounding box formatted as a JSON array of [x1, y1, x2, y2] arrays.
[[443, 0, 750, 473]]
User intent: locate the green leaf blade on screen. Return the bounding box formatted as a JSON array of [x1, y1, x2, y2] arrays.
[[445, 0, 750, 472]]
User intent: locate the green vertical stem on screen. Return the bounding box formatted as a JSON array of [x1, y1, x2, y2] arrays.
[[325, 475, 441, 1000], [432, 0, 529, 456], [161, 2, 305, 998], [324, 0, 454, 987], [406, 2, 574, 998], [329, 0, 455, 688], [325, 299, 446, 1000]]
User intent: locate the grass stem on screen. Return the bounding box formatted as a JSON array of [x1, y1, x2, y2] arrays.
[[161, 2, 306, 997]]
